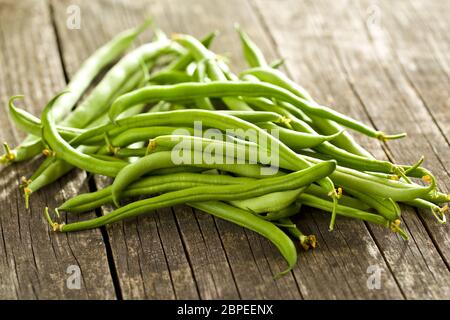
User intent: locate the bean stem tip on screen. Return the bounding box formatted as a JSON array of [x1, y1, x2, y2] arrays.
[[378, 131, 407, 142]]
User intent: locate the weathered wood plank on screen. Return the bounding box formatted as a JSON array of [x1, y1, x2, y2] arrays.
[[0, 0, 115, 299], [252, 0, 450, 298]]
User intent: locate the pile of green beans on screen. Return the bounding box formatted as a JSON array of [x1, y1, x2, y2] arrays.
[[3, 21, 448, 278]]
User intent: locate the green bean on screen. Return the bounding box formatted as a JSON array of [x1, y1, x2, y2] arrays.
[[345, 187, 401, 221], [39, 52, 162, 178], [244, 96, 313, 125], [90, 154, 127, 163], [109, 82, 403, 142], [241, 67, 313, 101], [113, 147, 146, 158], [297, 194, 389, 227], [24, 144, 100, 208], [235, 25, 268, 68], [188, 201, 297, 277], [41, 92, 126, 177], [97, 126, 194, 155], [269, 108, 400, 176], [192, 59, 216, 110], [152, 166, 207, 175], [59, 172, 255, 213], [1, 20, 151, 164], [279, 217, 317, 251], [256, 122, 344, 150], [403, 199, 447, 224], [0, 140, 44, 165], [422, 192, 450, 204], [7, 96, 84, 140], [79, 110, 283, 149], [206, 60, 254, 111], [229, 188, 305, 214], [147, 134, 289, 171], [297, 147, 402, 176], [270, 59, 285, 69], [73, 110, 306, 173], [217, 111, 285, 124], [298, 193, 409, 239], [48, 160, 336, 231], [148, 70, 194, 84]]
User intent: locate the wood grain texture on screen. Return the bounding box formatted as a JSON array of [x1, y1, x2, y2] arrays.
[[0, 0, 115, 299]]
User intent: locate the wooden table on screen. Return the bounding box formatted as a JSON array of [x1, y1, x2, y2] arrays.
[[0, 0, 449, 299]]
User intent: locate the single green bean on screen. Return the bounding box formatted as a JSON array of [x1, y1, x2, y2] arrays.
[[235, 25, 268, 68], [189, 201, 297, 277], [256, 122, 344, 150], [8, 96, 84, 140], [109, 81, 403, 142], [297, 194, 389, 227], [229, 188, 305, 214], [148, 70, 193, 84], [345, 187, 401, 221], [403, 199, 447, 224], [259, 203, 302, 221]]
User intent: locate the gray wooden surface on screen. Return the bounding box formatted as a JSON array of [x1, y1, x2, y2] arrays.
[[0, 0, 449, 299]]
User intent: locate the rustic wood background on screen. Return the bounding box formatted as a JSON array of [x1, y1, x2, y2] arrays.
[[0, 0, 449, 299]]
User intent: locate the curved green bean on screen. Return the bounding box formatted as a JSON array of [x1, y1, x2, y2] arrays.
[[54, 187, 299, 277], [345, 187, 401, 221], [229, 188, 305, 214], [189, 201, 297, 277]]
